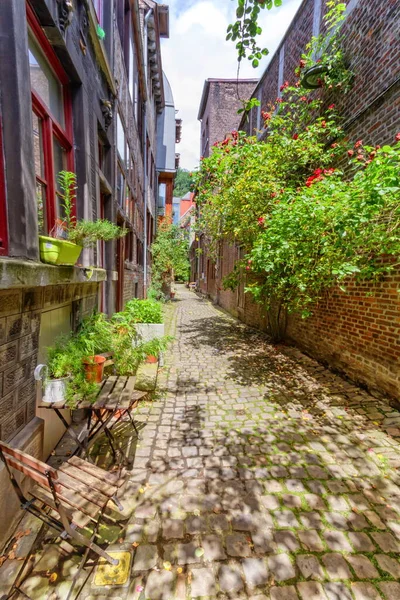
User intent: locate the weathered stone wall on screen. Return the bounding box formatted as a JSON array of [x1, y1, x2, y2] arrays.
[[0, 282, 99, 442]]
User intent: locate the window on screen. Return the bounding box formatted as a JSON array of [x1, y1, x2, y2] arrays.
[[93, 0, 103, 26], [0, 114, 7, 256], [28, 7, 73, 235]]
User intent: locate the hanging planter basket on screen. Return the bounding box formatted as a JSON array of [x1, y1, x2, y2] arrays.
[[301, 64, 329, 89]]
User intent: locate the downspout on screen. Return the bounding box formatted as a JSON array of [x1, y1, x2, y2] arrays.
[[143, 8, 152, 295]]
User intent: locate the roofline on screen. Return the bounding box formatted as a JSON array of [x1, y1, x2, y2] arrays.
[[179, 204, 196, 222], [197, 78, 259, 121]]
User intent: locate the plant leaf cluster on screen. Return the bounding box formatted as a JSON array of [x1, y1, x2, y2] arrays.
[[46, 301, 171, 407]]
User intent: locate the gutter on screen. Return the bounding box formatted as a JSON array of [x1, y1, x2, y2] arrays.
[[143, 7, 152, 295]]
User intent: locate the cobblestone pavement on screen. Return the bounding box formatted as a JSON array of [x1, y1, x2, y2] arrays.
[[4, 285, 400, 600]]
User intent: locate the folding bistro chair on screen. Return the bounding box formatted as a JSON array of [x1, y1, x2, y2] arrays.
[[0, 441, 127, 599]]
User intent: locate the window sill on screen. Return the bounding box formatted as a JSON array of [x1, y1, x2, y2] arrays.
[[0, 258, 107, 290]]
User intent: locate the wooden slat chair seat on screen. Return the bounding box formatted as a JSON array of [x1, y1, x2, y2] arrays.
[[0, 441, 124, 570]]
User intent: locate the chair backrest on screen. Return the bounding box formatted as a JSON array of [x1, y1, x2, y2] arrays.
[[0, 441, 60, 492]]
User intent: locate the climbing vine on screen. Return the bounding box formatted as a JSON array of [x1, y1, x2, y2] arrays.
[[194, 2, 400, 340]]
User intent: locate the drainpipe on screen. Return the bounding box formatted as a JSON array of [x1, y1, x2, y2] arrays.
[[143, 8, 152, 296]]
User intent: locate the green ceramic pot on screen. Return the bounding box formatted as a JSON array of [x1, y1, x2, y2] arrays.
[[39, 235, 82, 266]]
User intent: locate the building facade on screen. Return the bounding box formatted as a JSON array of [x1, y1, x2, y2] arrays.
[[0, 0, 175, 546], [198, 78, 258, 158], [195, 0, 400, 399]]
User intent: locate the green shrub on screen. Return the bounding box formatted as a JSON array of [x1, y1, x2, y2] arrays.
[[123, 299, 163, 324]]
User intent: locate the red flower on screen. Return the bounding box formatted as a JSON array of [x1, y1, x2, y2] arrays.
[[347, 149, 354, 157], [314, 168, 323, 176], [331, 143, 338, 148], [280, 81, 289, 92], [271, 192, 277, 198], [276, 97, 283, 103], [321, 120, 327, 128], [262, 111, 272, 121], [396, 133, 400, 142], [258, 217, 265, 226], [300, 96, 307, 102], [293, 133, 299, 140], [328, 104, 335, 110], [299, 59, 306, 69], [354, 140, 363, 148]]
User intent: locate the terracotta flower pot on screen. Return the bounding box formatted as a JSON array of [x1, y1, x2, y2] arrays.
[[82, 355, 106, 383], [170, 292, 175, 299], [146, 354, 158, 364]]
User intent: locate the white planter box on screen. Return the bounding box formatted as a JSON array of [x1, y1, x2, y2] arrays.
[[133, 323, 165, 346]]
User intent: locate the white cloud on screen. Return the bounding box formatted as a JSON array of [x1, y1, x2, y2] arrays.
[[161, 0, 302, 170]]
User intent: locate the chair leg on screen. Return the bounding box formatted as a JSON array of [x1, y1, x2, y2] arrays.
[[58, 508, 118, 566]]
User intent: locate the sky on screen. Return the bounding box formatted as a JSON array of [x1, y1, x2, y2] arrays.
[[160, 0, 303, 170]]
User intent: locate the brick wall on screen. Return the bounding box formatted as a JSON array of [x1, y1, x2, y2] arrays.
[[0, 282, 99, 441], [286, 261, 400, 398], [199, 0, 400, 399], [200, 80, 258, 156]]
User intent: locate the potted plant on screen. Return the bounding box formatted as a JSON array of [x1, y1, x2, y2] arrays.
[[37, 334, 84, 403], [76, 312, 114, 383], [122, 299, 165, 346], [39, 171, 126, 266], [141, 336, 171, 364]]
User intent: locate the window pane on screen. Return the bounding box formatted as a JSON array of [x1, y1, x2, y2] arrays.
[[28, 34, 64, 127], [36, 181, 47, 235], [32, 111, 45, 178], [53, 138, 67, 219], [117, 114, 125, 162], [117, 167, 125, 206]]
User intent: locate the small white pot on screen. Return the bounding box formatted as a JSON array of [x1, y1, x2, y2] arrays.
[[43, 377, 69, 403]]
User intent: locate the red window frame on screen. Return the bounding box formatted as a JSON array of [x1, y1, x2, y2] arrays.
[[27, 3, 74, 234], [0, 113, 7, 256]]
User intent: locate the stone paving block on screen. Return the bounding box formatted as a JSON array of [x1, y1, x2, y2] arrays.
[[371, 532, 400, 552], [348, 532, 375, 552], [274, 531, 300, 552], [375, 554, 400, 578], [162, 519, 184, 540], [305, 494, 326, 511], [297, 582, 328, 600], [176, 542, 202, 565], [209, 513, 230, 532], [144, 570, 175, 600], [346, 555, 379, 579], [226, 533, 252, 557], [378, 582, 400, 600], [252, 528, 275, 554], [300, 513, 323, 529], [190, 567, 216, 598], [133, 545, 158, 571], [323, 531, 352, 552], [322, 553, 352, 580], [218, 564, 244, 593], [275, 510, 300, 528], [267, 554, 295, 582], [298, 529, 324, 552], [202, 535, 227, 561], [270, 586, 299, 600], [324, 582, 353, 600], [296, 555, 324, 580], [351, 582, 382, 600], [242, 557, 269, 588]]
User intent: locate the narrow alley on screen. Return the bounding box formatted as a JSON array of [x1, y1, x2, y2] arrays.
[[125, 285, 400, 600]]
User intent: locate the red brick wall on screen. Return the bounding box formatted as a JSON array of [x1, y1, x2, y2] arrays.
[[200, 0, 400, 398], [286, 262, 400, 398]]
